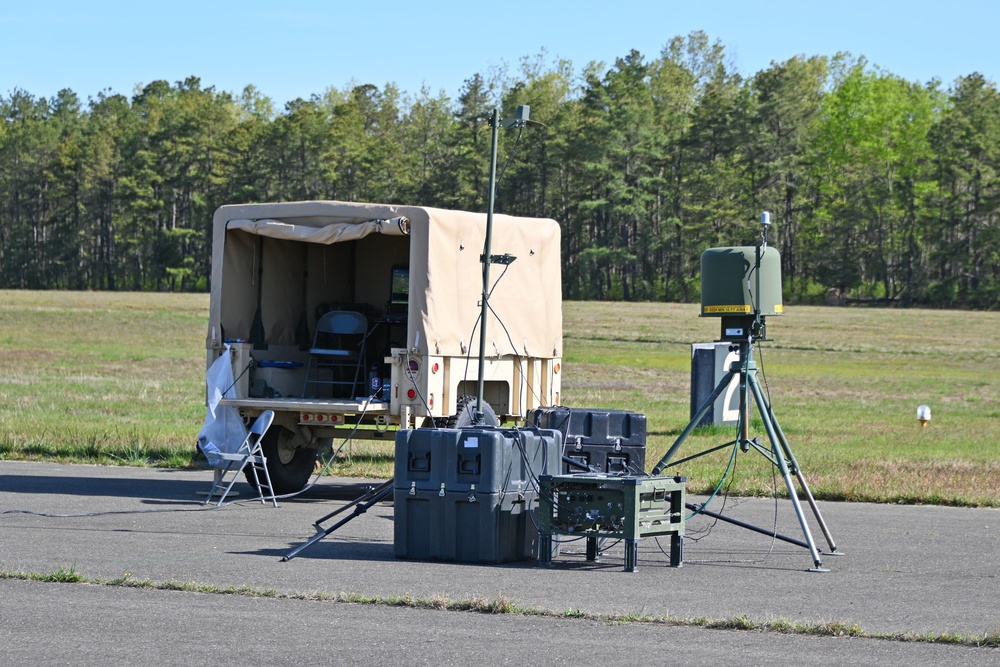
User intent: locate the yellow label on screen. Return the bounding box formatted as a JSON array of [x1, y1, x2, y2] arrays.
[[775, 304, 784, 313], [703, 305, 752, 314]]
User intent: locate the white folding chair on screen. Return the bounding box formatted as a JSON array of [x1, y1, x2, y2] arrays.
[[201, 410, 278, 507]]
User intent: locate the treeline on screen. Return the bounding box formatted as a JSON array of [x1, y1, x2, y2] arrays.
[[1, 33, 998, 307]]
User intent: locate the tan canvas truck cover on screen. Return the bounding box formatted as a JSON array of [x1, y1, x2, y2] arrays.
[[207, 200, 562, 366]]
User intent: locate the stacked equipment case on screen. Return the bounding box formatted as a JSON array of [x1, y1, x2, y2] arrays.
[[393, 426, 562, 563], [527, 407, 647, 475]]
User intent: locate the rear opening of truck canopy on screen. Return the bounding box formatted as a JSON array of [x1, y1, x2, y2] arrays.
[[208, 201, 562, 361]]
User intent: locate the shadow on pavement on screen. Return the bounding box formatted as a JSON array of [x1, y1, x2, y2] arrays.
[[0, 472, 392, 504], [238, 540, 397, 562], [0, 473, 209, 501]]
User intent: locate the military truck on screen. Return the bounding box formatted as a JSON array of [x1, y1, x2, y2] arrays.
[[206, 200, 563, 493]]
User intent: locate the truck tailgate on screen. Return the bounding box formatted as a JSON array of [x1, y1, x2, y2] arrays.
[[219, 397, 390, 413]]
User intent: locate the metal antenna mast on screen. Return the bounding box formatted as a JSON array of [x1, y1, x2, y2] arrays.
[[474, 105, 537, 423]]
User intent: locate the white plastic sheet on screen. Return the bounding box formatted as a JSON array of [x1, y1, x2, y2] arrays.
[[196, 346, 248, 465]]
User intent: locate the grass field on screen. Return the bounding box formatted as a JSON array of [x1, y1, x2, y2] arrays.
[[1, 290, 998, 506]]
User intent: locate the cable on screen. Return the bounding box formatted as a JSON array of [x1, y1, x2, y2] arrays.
[[286, 386, 384, 496], [459, 309, 483, 407], [487, 262, 512, 300], [681, 393, 784, 564], [511, 427, 547, 494], [459, 259, 542, 420], [494, 126, 524, 190], [403, 350, 434, 422], [755, 337, 775, 409], [3, 506, 221, 518], [485, 300, 529, 418], [684, 440, 740, 538], [231, 381, 387, 502], [596, 539, 622, 555], [760, 463, 781, 561], [485, 299, 544, 418], [220, 358, 253, 398]]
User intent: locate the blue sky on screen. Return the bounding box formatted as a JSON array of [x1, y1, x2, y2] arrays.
[[3, 1, 996, 109]]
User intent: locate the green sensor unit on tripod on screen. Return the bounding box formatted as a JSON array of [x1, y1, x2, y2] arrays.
[[701, 246, 783, 340]]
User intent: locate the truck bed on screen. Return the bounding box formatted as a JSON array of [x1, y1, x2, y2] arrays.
[[219, 397, 389, 414]]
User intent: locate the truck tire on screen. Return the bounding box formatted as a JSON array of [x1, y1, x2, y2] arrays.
[[245, 426, 317, 495], [445, 395, 499, 428]]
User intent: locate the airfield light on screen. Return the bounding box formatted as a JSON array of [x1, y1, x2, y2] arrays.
[[917, 405, 931, 428]]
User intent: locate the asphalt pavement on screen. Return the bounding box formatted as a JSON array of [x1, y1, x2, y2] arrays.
[[1, 461, 997, 665]]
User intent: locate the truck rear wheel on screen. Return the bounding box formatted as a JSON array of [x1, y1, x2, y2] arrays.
[[444, 395, 499, 428], [245, 425, 318, 495]]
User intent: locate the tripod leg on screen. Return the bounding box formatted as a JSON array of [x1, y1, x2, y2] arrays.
[[282, 482, 393, 561], [687, 502, 810, 548], [791, 469, 842, 555], [652, 369, 735, 474], [764, 408, 841, 555], [314, 479, 392, 526], [748, 374, 827, 571]]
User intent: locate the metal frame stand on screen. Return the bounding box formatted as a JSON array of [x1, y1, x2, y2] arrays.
[[652, 338, 842, 572], [538, 474, 685, 572], [281, 479, 394, 561]]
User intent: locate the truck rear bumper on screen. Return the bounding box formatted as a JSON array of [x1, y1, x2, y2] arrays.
[[219, 397, 390, 414]]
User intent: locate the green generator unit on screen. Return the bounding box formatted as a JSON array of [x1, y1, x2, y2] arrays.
[[701, 246, 783, 341], [537, 474, 686, 572]]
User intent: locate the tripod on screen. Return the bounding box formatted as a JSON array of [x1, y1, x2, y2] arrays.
[[652, 331, 842, 571]]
